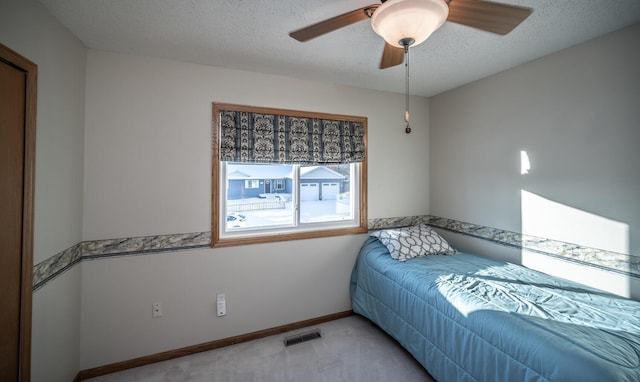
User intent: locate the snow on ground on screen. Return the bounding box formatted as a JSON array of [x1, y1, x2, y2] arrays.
[[226, 197, 351, 229]]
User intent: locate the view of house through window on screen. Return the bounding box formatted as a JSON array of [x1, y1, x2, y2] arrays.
[[224, 163, 356, 231], [212, 103, 367, 246]]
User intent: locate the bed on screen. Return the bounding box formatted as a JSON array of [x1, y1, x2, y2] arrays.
[[350, 225, 640, 382]]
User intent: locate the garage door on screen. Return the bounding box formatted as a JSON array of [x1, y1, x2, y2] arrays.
[[300, 183, 319, 201], [321, 183, 340, 200]]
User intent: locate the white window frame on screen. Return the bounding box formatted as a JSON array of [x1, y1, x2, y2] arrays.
[[216, 163, 363, 245]]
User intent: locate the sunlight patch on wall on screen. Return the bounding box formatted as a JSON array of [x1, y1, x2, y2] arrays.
[[520, 150, 531, 175], [520, 190, 629, 254]]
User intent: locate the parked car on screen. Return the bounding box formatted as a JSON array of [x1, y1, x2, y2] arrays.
[[226, 212, 247, 227]]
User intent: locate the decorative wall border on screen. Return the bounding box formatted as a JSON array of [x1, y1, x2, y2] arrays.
[[32, 232, 211, 291], [369, 215, 640, 279], [33, 215, 640, 291], [33, 243, 83, 291]]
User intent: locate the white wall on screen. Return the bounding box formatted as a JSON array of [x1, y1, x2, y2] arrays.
[[430, 24, 640, 297], [80, 50, 430, 369], [0, 0, 86, 380], [83, 51, 429, 239]]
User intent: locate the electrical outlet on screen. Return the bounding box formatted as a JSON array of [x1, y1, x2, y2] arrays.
[[152, 302, 163, 318]]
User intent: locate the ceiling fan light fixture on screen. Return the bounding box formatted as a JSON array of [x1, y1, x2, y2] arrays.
[[371, 0, 449, 48]]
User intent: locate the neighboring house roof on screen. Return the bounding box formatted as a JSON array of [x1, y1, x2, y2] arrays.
[[227, 164, 292, 180], [300, 166, 346, 180], [227, 164, 345, 180], [227, 170, 252, 179]]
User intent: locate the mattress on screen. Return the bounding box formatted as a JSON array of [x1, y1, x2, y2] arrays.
[[350, 237, 640, 382]]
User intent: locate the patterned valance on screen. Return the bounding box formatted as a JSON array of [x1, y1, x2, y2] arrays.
[[216, 107, 366, 165]]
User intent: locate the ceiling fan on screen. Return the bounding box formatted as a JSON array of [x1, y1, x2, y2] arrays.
[[289, 0, 533, 69], [290, 0, 532, 134]]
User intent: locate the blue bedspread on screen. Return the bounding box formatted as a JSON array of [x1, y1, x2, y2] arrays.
[[350, 237, 640, 382]]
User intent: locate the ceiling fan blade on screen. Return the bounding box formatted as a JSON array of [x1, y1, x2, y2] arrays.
[[447, 0, 532, 35], [380, 43, 404, 69], [289, 5, 379, 42]]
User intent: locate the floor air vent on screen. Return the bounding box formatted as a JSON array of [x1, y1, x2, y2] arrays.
[[283, 329, 321, 347]]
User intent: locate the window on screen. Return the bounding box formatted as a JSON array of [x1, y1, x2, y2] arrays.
[[244, 179, 259, 189], [212, 103, 368, 247]]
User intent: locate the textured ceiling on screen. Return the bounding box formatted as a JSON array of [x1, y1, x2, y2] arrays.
[[38, 0, 640, 97]]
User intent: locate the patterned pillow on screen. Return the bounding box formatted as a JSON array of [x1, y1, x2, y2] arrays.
[[370, 224, 457, 261]]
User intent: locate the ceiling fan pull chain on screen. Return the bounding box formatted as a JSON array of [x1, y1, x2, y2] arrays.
[[404, 44, 411, 134]]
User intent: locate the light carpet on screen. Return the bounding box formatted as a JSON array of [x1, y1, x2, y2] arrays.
[[86, 315, 436, 381]]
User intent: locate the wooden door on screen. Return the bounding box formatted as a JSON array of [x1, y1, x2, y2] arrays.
[[0, 42, 37, 382]]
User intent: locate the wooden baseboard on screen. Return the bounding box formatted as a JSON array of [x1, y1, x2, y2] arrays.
[[75, 310, 354, 381]]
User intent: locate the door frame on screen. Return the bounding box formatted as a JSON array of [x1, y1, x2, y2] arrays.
[[0, 42, 37, 382]]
